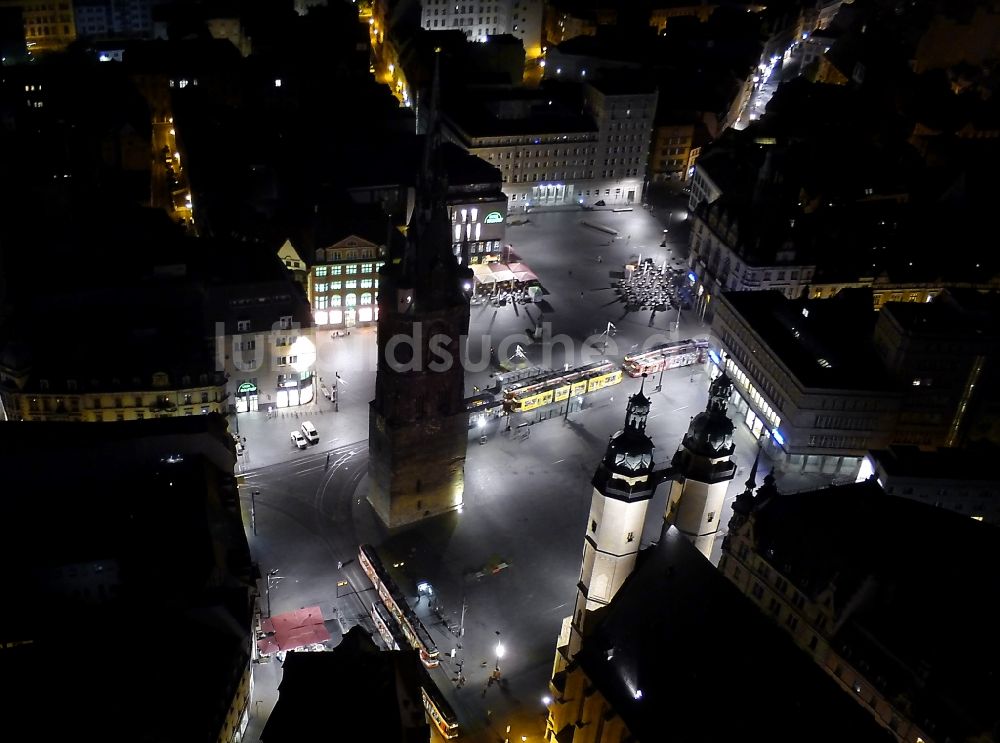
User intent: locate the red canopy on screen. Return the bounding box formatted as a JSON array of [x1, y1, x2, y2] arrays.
[[258, 606, 331, 654]]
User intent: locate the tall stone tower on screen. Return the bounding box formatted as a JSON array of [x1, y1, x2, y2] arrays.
[[567, 383, 660, 658], [367, 61, 473, 529], [667, 373, 737, 559]]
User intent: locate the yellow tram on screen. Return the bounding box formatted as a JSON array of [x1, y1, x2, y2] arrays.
[[503, 361, 623, 413]]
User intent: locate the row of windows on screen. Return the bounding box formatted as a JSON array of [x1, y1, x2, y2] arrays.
[[315, 293, 375, 309], [498, 160, 594, 169], [424, 1, 498, 9], [235, 336, 295, 351], [489, 147, 597, 159], [426, 18, 497, 28], [26, 389, 218, 412], [315, 262, 381, 277], [235, 316, 295, 332], [452, 240, 502, 253], [474, 130, 595, 148], [807, 434, 870, 450], [721, 339, 786, 421], [813, 414, 871, 431], [315, 279, 377, 292], [27, 24, 71, 36], [726, 358, 781, 429]]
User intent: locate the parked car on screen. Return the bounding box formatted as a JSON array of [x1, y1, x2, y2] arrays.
[[301, 420, 319, 444], [290, 430, 308, 449]]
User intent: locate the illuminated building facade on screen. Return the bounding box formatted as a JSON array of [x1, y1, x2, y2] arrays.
[[649, 119, 704, 184], [710, 289, 900, 478], [73, 0, 155, 39], [666, 373, 737, 559], [448, 201, 506, 264], [565, 385, 660, 660], [709, 288, 1000, 479], [310, 236, 386, 329], [417, 0, 542, 58], [208, 252, 316, 414], [0, 0, 75, 54], [0, 366, 228, 423], [445, 79, 656, 211], [687, 197, 817, 323], [0, 280, 228, 423]]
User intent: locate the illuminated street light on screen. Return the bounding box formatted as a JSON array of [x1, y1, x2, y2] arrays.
[[495, 630, 505, 673]]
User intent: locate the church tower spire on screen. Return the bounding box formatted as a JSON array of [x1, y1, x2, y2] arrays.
[[566, 380, 659, 659], [666, 372, 738, 559], [367, 50, 474, 529]]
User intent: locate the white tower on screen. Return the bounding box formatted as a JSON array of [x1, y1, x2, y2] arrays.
[[667, 373, 738, 559], [568, 383, 659, 658]]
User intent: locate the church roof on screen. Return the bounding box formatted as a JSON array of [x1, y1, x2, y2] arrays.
[[574, 526, 892, 742]]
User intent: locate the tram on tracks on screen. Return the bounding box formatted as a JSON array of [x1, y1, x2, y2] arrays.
[[369, 598, 459, 740], [358, 544, 440, 669], [622, 338, 709, 377], [502, 360, 622, 413]]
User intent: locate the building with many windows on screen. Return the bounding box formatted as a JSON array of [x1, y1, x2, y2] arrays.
[[0, 0, 75, 54], [710, 287, 1000, 479], [73, 0, 155, 39], [418, 0, 542, 58], [649, 117, 707, 184], [206, 246, 316, 415], [720, 478, 1000, 743], [0, 281, 227, 423], [710, 289, 900, 478], [445, 77, 656, 210], [310, 236, 385, 329]]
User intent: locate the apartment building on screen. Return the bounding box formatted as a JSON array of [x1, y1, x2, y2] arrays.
[[310, 236, 386, 329], [418, 0, 542, 57], [720, 479, 1000, 742], [710, 289, 899, 478], [445, 78, 656, 210]]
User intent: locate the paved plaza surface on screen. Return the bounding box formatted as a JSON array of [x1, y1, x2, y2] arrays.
[[238, 205, 840, 742]]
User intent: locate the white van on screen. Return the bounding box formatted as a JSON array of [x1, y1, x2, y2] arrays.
[[300, 420, 319, 444]]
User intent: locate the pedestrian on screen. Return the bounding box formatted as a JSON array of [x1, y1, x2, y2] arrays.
[[580, 290, 584, 297], [325, 452, 331, 470], [597, 255, 602, 263]]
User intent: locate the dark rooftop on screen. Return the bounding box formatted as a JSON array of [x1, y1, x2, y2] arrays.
[[719, 290, 895, 391], [262, 627, 428, 742], [748, 481, 1000, 740], [574, 525, 893, 742], [0, 417, 252, 742], [870, 442, 1000, 482]]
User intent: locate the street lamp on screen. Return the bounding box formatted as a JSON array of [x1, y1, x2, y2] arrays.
[[495, 630, 505, 674], [266, 568, 281, 617], [601, 321, 615, 355]]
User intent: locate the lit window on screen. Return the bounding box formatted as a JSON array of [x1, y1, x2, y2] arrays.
[[274, 78, 282, 87]]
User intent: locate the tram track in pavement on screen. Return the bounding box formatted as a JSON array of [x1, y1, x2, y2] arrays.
[[239, 440, 371, 616]]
